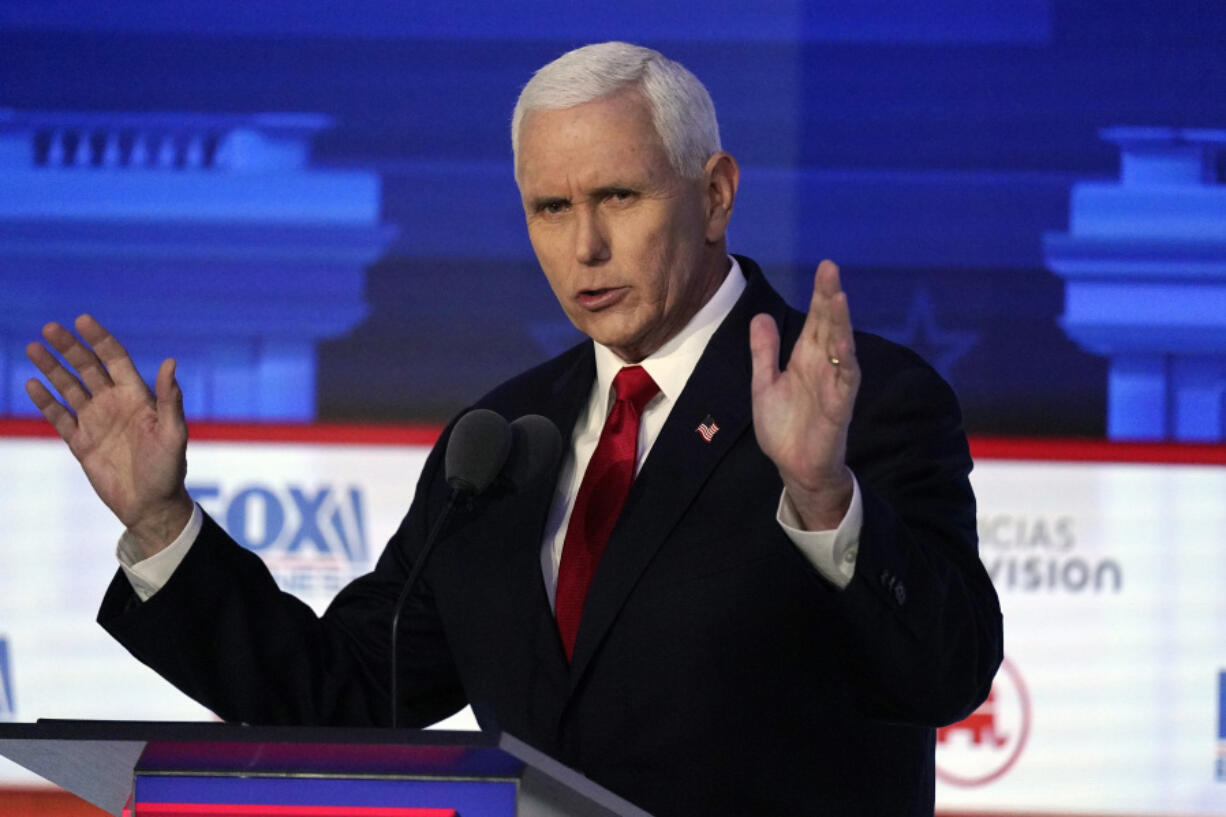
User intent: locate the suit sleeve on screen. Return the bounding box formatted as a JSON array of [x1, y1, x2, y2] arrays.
[[96, 429, 467, 729], [831, 337, 1002, 727]]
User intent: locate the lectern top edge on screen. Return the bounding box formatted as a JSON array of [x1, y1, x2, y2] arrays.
[[12, 719, 498, 747]]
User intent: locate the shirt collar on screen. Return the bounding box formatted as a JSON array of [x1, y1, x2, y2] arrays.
[[592, 256, 747, 411]]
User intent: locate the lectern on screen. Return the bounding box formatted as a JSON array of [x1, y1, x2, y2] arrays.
[[0, 721, 652, 816]]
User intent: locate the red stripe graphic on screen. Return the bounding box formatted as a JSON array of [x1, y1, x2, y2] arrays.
[[3, 419, 1225, 465]]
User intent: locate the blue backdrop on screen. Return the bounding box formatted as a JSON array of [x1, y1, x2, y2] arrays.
[[3, 0, 1224, 439]]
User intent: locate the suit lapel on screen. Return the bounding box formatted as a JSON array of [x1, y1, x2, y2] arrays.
[[494, 345, 596, 723], [567, 261, 789, 687]]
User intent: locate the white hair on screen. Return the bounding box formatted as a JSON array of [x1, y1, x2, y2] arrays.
[[511, 41, 721, 181]]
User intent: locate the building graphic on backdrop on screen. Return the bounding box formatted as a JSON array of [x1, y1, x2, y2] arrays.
[[0, 109, 395, 421], [1046, 128, 1226, 442]]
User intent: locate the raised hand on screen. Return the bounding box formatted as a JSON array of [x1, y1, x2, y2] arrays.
[[749, 260, 860, 531], [26, 315, 193, 558]]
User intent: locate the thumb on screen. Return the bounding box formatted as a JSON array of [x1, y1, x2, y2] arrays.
[[749, 313, 781, 395], [155, 358, 186, 432]]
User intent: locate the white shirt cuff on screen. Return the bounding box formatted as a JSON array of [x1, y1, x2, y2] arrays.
[[776, 474, 863, 590], [116, 503, 203, 602]]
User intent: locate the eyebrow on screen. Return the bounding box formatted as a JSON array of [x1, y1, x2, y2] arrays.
[[529, 185, 638, 212], [589, 185, 635, 198]]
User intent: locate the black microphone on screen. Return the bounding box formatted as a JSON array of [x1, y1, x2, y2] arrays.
[[444, 409, 513, 496], [389, 410, 561, 727], [504, 414, 564, 490]]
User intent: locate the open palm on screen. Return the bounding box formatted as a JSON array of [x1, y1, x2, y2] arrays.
[[750, 261, 860, 530], [26, 315, 192, 557]]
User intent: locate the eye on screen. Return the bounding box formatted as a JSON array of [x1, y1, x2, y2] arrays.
[[534, 198, 570, 216], [604, 189, 637, 205]]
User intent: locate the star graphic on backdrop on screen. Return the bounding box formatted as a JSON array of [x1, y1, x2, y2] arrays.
[[872, 288, 979, 384], [528, 289, 978, 384]]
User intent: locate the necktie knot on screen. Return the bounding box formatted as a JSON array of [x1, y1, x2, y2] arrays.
[[612, 366, 659, 414]]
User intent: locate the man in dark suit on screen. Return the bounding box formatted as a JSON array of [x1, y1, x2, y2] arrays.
[[26, 42, 1001, 816]]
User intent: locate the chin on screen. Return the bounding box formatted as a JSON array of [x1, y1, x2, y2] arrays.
[[582, 322, 638, 353]]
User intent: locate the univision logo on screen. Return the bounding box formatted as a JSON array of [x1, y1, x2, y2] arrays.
[[0, 636, 14, 720]]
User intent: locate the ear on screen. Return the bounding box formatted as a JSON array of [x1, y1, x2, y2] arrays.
[[702, 152, 739, 243]]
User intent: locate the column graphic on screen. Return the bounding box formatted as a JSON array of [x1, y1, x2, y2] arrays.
[[1045, 127, 1226, 441]]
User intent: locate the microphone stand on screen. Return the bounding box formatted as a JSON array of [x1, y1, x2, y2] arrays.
[[385, 411, 559, 729], [388, 488, 465, 730]]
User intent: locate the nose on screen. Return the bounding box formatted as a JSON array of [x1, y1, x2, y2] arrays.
[[574, 206, 610, 265]]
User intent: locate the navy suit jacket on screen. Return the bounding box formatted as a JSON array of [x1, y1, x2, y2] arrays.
[[100, 257, 1002, 816]]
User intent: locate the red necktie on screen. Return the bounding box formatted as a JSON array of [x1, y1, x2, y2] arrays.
[[555, 365, 660, 661]]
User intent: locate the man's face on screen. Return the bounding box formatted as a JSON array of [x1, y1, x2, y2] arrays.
[[516, 89, 727, 363]]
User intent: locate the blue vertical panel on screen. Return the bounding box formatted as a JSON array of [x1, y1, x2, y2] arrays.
[[1171, 357, 1226, 442], [1218, 671, 1226, 781], [1107, 356, 1168, 440], [207, 341, 259, 420], [0, 637, 14, 719], [0, 341, 14, 417], [256, 341, 315, 419], [1219, 671, 1226, 739]]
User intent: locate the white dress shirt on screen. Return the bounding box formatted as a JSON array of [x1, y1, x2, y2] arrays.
[[538, 256, 862, 609], [119, 257, 863, 603]]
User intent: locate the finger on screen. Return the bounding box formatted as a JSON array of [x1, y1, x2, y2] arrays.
[[813, 262, 857, 369], [24, 378, 78, 442], [26, 339, 92, 412], [814, 258, 843, 298], [825, 290, 855, 363], [749, 313, 782, 394], [75, 314, 143, 385], [800, 260, 841, 336], [42, 319, 114, 393], [155, 358, 187, 436]]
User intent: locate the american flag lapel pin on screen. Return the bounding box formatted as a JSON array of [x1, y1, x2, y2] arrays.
[[696, 414, 720, 443]]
